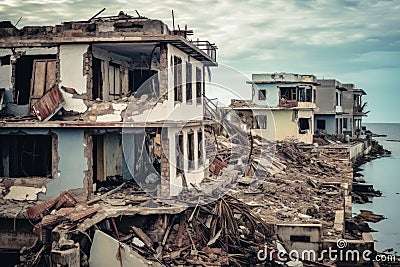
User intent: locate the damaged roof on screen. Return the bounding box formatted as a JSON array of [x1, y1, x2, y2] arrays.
[[0, 11, 217, 64]]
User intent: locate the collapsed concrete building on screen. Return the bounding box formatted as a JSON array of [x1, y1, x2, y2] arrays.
[[230, 73, 318, 144], [0, 11, 221, 264], [0, 11, 218, 199], [0, 11, 386, 267]]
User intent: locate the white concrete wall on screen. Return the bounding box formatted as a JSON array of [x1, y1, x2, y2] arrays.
[[168, 125, 206, 196], [349, 142, 365, 161], [59, 44, 89, 94], [166, 44, 204, 121], [59, 44, 89, 113], [128, 44, 206, 123], [276, 223, 322, 258]]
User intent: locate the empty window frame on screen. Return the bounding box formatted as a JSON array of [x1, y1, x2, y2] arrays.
[[258, 89, 266, 101], [188, 131, 195, 170], [290, 235, 311, 243], [129, 69, 158, 96], [14, 55, 56, 106], [176, 132, 184, 174], [92, 57, 103, 100], [254, 115, 267, 129], [108, 62, 121, 98], [298, 118, 310, 134], [186, 62, 193, 103], [197, 130, 203, 166], [343, 118, 348, 129], [316, 119, 326, 130], [173, 56, 182, 102], [0, 135, 53, 178], [280, 87, 297, 101], [336, 92, 339, 106], [297, 86, 312, 102], [196, 67, 202, 104]]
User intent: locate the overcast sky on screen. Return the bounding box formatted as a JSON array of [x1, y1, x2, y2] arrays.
[[1, 0, 399, 122]]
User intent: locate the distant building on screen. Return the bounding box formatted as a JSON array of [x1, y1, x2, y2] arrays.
[[342, 83, 368, 137], [314, 79, 348, 135], [230, 73, 318, 144]]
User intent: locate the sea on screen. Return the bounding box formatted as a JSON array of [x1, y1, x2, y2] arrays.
[[353, 123, 400, 253]]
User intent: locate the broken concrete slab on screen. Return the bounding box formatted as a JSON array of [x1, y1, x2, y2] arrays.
[[89, 230, 163, 267], [4, 186, 46, 201]]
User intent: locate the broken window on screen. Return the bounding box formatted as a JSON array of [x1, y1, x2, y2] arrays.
[[14, 55, 56, 106], [188, 131, 195, 170], [343, 118, 348, 129], [258, 89, 266, 101], [0, 135, 52, 178], [297, 86, 312, 102], [197, 130, 203, 166], [93, 134, 122, 182], [186, 62, 192, 103], [173, 56, 182, 102], [313, 89, 316, 103], [176, 132, 184, 174], [254, 115, 267, 129], [290, 235, 311, 243], [316, 119, 326, 130], [196, 67, 202, 104], [280, 87, 297, 101], [92, 58, 103, 100], [336, 92, 339, 106], [129, 69, 158, 96], [108, 62, 121, 98], [298, 118, 310, 134], [92, 134, 123, 184]]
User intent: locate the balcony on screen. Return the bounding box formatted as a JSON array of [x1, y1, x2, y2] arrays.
[[335, 105, 343, 113], [191, 40, 217, 62], [279, 99, 316, 109], [354, 102, 368, 116]]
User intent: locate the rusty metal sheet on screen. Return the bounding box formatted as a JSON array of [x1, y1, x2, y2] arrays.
[[54, 192, 77, 209], [27, 198, 58, 220], [210, 158, 227, 176], [32, 85, 65, 121]]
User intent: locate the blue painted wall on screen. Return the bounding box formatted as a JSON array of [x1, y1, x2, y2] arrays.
[[252, 84, 279, 106], [0, 128, 87, 198], [314, 114, 336, 134]]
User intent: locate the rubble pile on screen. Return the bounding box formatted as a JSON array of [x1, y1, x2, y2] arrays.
[[17, 182, 279, 267], [155, 196, 274, 266], [79, 93, 160, 122], [205, 131, 352, 240]]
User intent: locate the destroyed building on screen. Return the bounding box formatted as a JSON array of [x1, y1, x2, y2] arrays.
[[0, 11, 221, 263], [0, 11, 382, 267], [314, 79, 348, 135], [230, 73, 318, 144], [342, 84, 368, 137], [314, 79, 368, 137], [0, 11, 218, 199]]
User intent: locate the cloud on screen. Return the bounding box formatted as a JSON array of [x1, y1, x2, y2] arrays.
[[1, 0, 399, 121]]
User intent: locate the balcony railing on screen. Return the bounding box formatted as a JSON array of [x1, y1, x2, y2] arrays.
[[354, 102, 367, 114], [191, 40, 217, 62]]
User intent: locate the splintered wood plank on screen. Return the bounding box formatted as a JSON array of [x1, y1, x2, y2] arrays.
[[45, 60, 57, 93], [31, 60, 47, 97]]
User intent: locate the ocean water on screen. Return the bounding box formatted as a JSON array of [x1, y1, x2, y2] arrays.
[[353, 123, 400, 253]]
